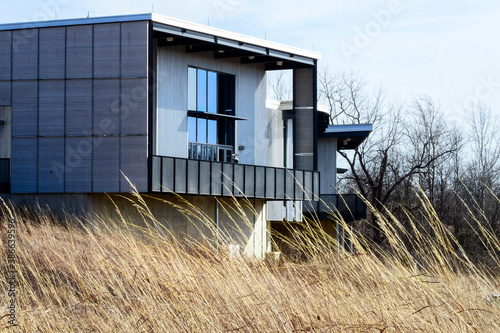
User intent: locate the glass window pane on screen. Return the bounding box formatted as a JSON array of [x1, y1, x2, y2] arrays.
[[197, 118, 207, 143], [188, 116, 197, 142], [207, 71, 217, 113], [188, 67, 197, 111], [197, 69, 207, 112], [207, 120, 217, 144]]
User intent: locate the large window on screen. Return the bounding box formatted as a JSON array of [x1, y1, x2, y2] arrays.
[[188, 67, 236, 162]]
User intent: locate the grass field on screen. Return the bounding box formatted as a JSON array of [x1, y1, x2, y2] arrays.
[[1, 193, 500, 332]]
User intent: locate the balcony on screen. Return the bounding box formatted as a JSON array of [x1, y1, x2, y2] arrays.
[[304, 194, 366, 222], [151, 155, 320, 200], [188, 142, 234, 163]]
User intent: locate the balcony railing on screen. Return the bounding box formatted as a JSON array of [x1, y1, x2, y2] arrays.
[[188, 142, 234, 163], [0, 158, 10, 193], [151, 155, 320, 200], [304, 194, 366, 222]]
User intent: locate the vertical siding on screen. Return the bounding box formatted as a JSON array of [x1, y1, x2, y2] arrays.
[[38, 137, 64, 193], [120, 78, 148, 135], [39, 27, 65, 79], [66, 25, 93, 79], [12, 29, 38, 80], [65, 137, 92, 192], [11, 138, 37, 193], [0, 81, 10, 106], [121, 22, 148, 78], [66, 79, 92, 135], [0, 31, 11, 80], [293, 68, 315, 171], [93, 136, 120, 192], [93, 79, 120, 136], [120, 136, 148, 192], [39, 80, 65, 136], [93, 23, 120, 78], [12, 81, 37, 137]]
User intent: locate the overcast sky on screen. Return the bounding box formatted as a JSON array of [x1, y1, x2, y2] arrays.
[[1, 0, 499, 123]]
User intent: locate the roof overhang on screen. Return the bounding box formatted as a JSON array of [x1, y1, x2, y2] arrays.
[[321, 124, 373, 150]]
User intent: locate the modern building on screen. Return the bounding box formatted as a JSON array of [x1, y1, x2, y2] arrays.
[[0, 13, 371, 258]]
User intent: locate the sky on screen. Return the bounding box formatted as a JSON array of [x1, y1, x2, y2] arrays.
[[1, 0, 499, 124]]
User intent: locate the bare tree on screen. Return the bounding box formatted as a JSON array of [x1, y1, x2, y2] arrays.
[[267, 70, 292, 101], [321, 69, 460, 244]]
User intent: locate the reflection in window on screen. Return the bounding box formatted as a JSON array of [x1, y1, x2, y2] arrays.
[[187, 66, 236, 162]]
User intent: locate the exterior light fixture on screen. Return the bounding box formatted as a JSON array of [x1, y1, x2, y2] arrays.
[[277, 61, 283, 66], [248, 55, 255, 60], [166, 37, 174, 42]]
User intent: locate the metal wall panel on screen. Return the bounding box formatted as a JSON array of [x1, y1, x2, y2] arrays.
[[313, 172, 320, 201], [66, 25, 92, 79], [174, 158, 187, 193], [0, 81, 11, 106], [303, 171, 313, 199], [93, 79, 120, 136], [265, 167, 275, 199], [39, 80, 64, 136], [93, 23, 120, 78], [38, 137, 64, 193], [10, 138, 37, 193], [294, 170, 304, 201], [66, 79, 92, 135], [233, 164, 244, 197], [121, 21, 148, 78], [161, 157, 174, 192], [12, 81, 37, 137], [0, 31, 11, 80], [244, 165, 255, 197], [92, 136, 120, 192], [187, 159, 199, 194], [254, 166, 265, 198], [39, 27, 65, 79], [151, 155, 161, 192], [120, 136, 148, 192], [222, 163, 233, 196], [285, 170, 294, 200], [199, 161, 211, 195], [211, 162, 222, 196], [65, 137, 92, 193], [120, 78, 148, 135], [275, 168, 285, 199], [12, 29, 38, 80], [293, 67, 315, 171]]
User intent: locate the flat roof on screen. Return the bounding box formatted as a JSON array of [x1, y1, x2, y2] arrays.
[[321, 123, 373, 150], [0, 13, 321, 62]]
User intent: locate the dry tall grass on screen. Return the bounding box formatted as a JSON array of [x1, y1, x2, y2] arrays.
[[1, 192, 500, 332]]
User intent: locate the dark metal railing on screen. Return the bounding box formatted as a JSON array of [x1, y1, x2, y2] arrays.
[[304, 194, 366, 221], [151, 155, 320, 201]]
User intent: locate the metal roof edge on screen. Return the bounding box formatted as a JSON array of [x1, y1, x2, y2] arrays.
[[326, 123, 373, 134], [152, 13, 321, 60], [0, 13, 152, 31]]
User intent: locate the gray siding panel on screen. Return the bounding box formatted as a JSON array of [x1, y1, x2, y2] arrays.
[[38, 137, 64, 193], [0, 31, 11, 81], [11, 137, 37, 193], [66, 79, 92, 135], [0, 81, 11, 106], [12, 81, 37, 137], [120, 78, 148, 135], [66, 25, 92, 79], [39, 27, 65, 79], [39, 80, 64, 136], [93, 136, 119, 192], [93, 23, 120, 78], [12, 29, 38, 80], [93, 79, 120, 136], [120, 136, 148, 192], [121, 21, 148, 78], [65, 137, 92, 192]]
